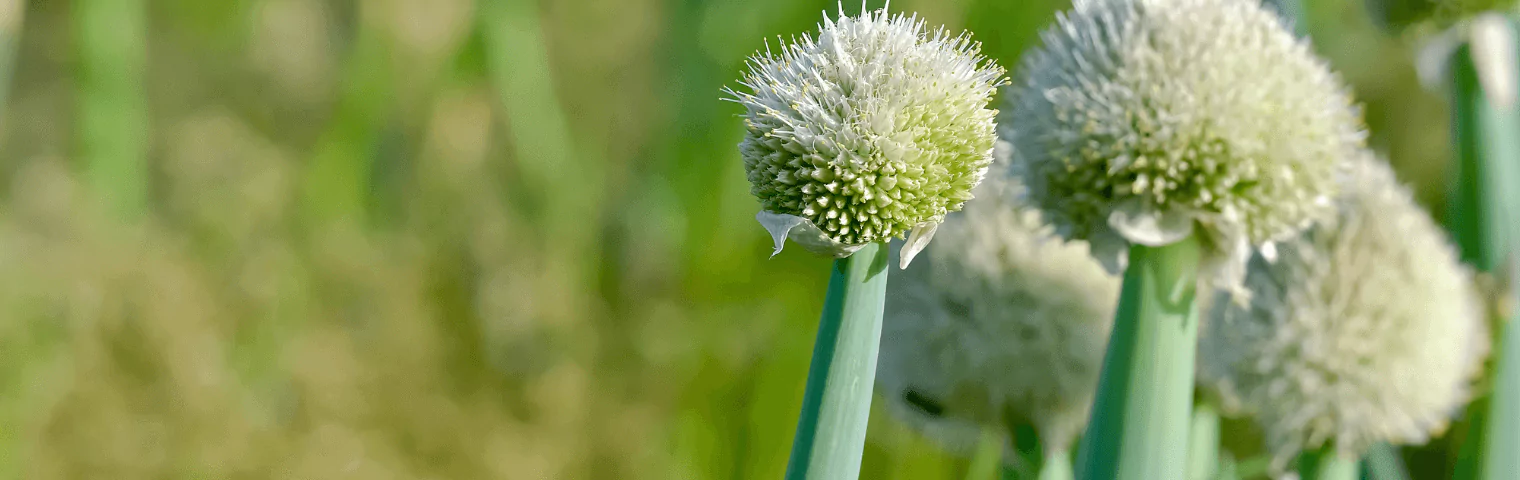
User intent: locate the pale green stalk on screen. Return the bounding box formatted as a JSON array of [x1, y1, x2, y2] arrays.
[[75, 0, 148, 220], [1038, 450, 1073, 480], [1075, 236, 1202, 480], [1361, 443, 1410, 480], [1187, 402, 1221, 480], [1298, 448, 1359, 480], [1444, 17, 1520, 480], [966, 430, 1003, 480], [784, 242, 889, 480]]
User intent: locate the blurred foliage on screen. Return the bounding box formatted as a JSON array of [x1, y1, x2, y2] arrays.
[[0, 0, 1468, 478]]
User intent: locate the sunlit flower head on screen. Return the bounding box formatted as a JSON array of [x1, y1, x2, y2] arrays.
[[1197, 152, 1487, 467], [1002, 0, 1364, 296], [726, 7, 1005, 267], [876, 172, 1120, 455]]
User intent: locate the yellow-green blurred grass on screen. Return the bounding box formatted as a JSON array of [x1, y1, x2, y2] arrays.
[[0, 160, 568, 478]]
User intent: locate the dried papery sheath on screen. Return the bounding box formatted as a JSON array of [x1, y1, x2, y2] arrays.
[[877, 173, 1120, 455], [1197, 152, 1488, 468], [725, 7, 1006, 266], [1002, 0, 1364, 297]]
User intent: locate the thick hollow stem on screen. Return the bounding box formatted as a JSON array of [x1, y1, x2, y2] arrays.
[[784, 243, 890, 480], [1361, 443, 1409, 480], [1476, 319, 1520, 479], [1038, 450, 1074, 480], [965, 429, 1004, 480], [1445, 18, 1520, 480], [1298, 448, 1359, 480], [1187, 401, 1221, 480], [1075, 237, 1201, 480]]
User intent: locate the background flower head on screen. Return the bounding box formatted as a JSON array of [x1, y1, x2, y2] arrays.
[[726, 7, 1005, 263], [876, 173, 1120, 455], [1197, 152, 1487, 467], [1002, 0, 1365, 295]]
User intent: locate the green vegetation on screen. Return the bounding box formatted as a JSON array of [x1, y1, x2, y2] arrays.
[[0, 0, 1485, 478]]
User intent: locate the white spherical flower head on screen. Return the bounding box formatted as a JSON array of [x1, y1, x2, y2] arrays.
[[726, 7, 1006, 267], [877, 174, 1120, 455], [1197, 153, 1488, 467], [1003, 0, 1364, 295]]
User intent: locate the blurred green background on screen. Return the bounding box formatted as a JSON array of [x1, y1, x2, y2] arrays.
[[0, 0, 1464, 478]]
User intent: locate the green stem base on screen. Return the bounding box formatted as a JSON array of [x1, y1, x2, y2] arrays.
[[1299, 448, 1359, 480], [1188, 402, 1221, 480], [1039, 450, 1074, 480], [784, 243, 890, 480], [1075, 238, 1202, 480]]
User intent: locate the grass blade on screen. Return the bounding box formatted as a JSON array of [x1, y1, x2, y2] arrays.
[[785, 242, 890, 480], [75, 0, 148, 219], [1464, 318, 1520, 479], [1075, 236, 1201, 480], [0, 0, 23, 121], [298, 23, 391, 226]]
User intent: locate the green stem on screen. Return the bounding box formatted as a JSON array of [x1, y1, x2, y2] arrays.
[[1001, 423, 1044, 480], [1215, 453, 1241, 480], [1445, 17, 1520, 480], [1298, 448, 1359, 480], [1075, 237, 1201, 480], [1038, 450, 1074, 480], [75, 0, 148, 220], [966, 429, 1004, 480], [784, 243, 890, 480], [1445, 21, 1520, 273], [1472, 318, 1520, 478], [1360, 443, 1409, 480], [1187, 401, 1221, 480], [1234, 455, 1269, 480]]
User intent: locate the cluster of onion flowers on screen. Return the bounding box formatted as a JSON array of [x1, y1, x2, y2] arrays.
[[877, 170, 1119, 464], [725, 1, 1496, 479]]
